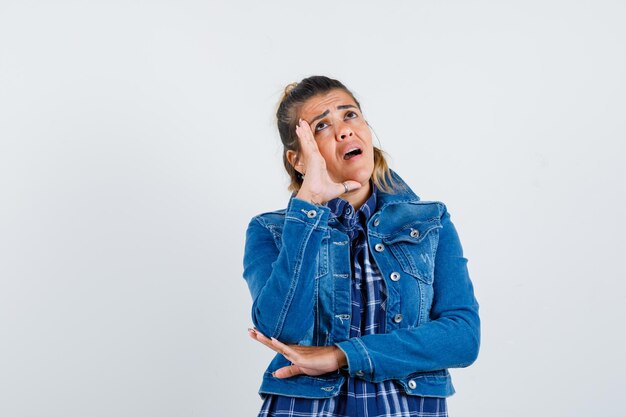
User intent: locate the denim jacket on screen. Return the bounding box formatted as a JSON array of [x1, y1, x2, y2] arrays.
[[243, 172, 480, 399]]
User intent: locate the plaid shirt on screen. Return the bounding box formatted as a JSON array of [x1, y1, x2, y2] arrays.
[[258, 187, 448, 417]]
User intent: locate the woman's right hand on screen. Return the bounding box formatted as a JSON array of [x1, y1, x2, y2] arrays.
[[294, 119, 362, 205]]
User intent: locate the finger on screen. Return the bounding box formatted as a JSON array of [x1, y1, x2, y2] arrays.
[[248, 329, 271, 347], [254, 331, 276, 347], [249, 330, 283, 354], [270, 337, 298, 360], [338, 180, 363, 195], [295, 119, 314, 140], [247, 328, 257, 340], [295, 120, 320, 153], [273, 364, 303, 379]]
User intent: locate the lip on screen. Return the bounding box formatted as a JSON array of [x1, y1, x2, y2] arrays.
[[340, 143, 363, 161]]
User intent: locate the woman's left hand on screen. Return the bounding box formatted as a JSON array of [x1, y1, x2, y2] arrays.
[[248, 328, 347, 378]]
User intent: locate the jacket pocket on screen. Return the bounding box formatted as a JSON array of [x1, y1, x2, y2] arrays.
[[383, 218, 442, 284], [396, 369, 455, 397]]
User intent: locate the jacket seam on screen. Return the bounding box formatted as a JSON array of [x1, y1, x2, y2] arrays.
[[272, 220, 315, 338], [353, 337, 374, 376]]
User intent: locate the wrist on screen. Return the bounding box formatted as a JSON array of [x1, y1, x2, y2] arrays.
[[333, 346, 348, 369], [296, 189, 323, 206]]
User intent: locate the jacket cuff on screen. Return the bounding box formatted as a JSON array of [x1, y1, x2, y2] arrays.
[[336, 338, 374, 380], [285, 197, 331, 227]]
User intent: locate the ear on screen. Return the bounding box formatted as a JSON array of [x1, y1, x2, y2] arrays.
[[286, 150, 303, 174]]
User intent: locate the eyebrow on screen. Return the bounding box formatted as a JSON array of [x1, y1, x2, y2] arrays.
[[310, 104, 358, 124]]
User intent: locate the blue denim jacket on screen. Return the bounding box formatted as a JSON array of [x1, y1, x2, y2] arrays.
[[243, 171, 480, 399]]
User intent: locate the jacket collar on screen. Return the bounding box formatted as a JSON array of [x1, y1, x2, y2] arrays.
[[376, 170, 420, 208]]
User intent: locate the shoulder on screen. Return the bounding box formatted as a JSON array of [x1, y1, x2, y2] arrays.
[[381, 171, 448, 219], [248, 207, 287, 229], [244, 208, 287, 248], [374, 201, 446, 236]]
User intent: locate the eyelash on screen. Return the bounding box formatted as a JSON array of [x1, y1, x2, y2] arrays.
[[314, 111, 358, 132]]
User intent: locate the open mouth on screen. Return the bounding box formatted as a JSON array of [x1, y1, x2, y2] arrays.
[[343, 147, 363, 160]]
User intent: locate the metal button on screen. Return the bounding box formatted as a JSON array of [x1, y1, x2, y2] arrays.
[[393, 314, 403, 323], [410, 228, 420, 238], [390, 272, 401, 282], [408, 379, 417, 389], [345, 206, 352, 215], [373, 218, 380, 227], [355, 370, 364, 377], [374, 243, 385, 252], [307, 210, 317, 218]]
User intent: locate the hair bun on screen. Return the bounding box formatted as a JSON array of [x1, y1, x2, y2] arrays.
[[283, 82, 298, 100]]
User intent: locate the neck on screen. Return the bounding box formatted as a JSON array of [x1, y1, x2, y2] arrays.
[[344, 180, 372, 210]]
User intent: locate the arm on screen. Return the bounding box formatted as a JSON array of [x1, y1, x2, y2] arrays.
[[243, 198, 330, 343], [336, 205, 480, 382], [243, 119, 363, 343]]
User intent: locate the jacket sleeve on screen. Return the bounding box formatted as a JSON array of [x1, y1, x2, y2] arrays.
[[336, 204, 480, 382], [243, 198, 331, 343]]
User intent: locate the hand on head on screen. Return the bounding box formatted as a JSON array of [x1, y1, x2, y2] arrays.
[[292, 119, 363, 205]]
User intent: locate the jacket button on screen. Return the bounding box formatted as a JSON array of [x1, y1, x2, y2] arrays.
[[355, 370, 364, 377], [394, 314, 403, 323], [307, 210, 317, 218], [390, 272, 401, 281], [374, 243, 385, 252], [408, 379, 417, 389], [373, 218, 380, 227], [410, 229, 420, 238]]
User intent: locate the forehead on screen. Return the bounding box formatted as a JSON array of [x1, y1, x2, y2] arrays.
[[299, 89, 357, 118]]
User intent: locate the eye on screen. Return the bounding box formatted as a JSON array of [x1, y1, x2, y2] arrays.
[[314, 121, 328, 132], [345, 110, 358, 119]]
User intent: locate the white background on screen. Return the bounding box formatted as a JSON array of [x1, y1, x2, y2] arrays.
[[1, 1, 625, 416]]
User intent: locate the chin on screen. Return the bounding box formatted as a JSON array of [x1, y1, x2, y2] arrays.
[[352, 167, 375, 186]]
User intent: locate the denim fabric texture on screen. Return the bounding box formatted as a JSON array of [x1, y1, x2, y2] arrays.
[[259, 188, 447, 416], [243, 171, 480, 399]]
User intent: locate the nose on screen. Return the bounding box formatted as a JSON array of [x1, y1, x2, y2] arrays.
[[336, 122, 353, 141]]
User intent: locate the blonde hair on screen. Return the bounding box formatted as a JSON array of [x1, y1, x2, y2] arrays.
[[276, 76, 396, 194]]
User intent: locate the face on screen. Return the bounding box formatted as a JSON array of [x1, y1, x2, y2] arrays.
[[297, 89, 375, 186]]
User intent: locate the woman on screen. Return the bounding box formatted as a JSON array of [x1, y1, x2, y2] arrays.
[[243, 76, 480, 416]]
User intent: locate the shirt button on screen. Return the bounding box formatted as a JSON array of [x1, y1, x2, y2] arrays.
[[390, 272, 401, 282], [345, 207, 352, 215], [394, 314, 403, 323], [408, 379, 417, 389], [373, 218, 380, 227], [355, 370, 364, 377], [410, 229, 420, 238], [374, 243, 385, 252], [307, 210, 317, 218]]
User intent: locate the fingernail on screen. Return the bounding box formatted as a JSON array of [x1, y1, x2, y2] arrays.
[[271, 372, 276, 377], [248, 328, 256, 333]]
